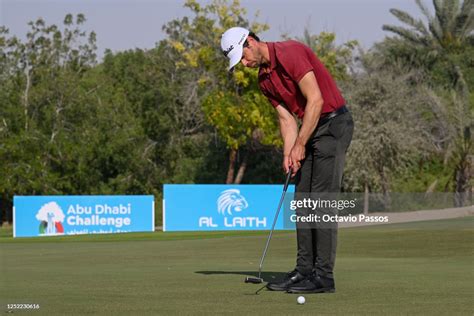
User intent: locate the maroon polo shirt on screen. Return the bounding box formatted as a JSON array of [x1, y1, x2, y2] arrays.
[[258, 41, 345, 118]]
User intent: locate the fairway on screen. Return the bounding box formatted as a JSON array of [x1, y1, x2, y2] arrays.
[[1, 217, 473, 315]]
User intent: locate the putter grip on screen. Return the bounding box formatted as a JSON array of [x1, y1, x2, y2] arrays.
[[283, 168, 292, 192]]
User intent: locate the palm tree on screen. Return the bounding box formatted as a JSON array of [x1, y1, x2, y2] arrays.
[[381, 1, 473, 205], [382, 0, 474, 51]]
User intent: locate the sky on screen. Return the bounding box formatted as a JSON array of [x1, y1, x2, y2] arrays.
[[0, 0, 422, 58]]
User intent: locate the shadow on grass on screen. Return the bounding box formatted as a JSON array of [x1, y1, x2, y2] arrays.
[[195, 270, 287, 282]]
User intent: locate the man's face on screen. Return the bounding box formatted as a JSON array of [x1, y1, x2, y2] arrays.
[[240, 37, 260, 68]]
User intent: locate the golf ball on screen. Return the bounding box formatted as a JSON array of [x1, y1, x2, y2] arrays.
[[297, 296, 305, 304]]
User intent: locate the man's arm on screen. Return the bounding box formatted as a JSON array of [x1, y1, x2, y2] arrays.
[[275, 103, 298, 174], [289, 71, 324, 175]]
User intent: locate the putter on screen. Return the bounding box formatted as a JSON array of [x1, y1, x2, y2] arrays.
[[245, 168, 292, 284]]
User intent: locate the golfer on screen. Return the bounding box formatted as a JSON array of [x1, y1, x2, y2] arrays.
[[221, 27, 354, 293]]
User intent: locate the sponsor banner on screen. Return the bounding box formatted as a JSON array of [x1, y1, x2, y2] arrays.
[[13, 195, 154, 238], [163, 185, 295, 231], [163, 188, 469, 231]]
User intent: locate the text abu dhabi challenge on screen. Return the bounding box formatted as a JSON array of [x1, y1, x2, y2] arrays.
[[66, 203, 132, 228]]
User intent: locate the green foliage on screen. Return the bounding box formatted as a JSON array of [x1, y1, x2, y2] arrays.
[[162, 0, 282, 183], [373, 0, 473, 199], [0, 15, 163, 223], [202, 78, 280, 150], [2, 1, 470, 224], [342, 63, 433, 193], [383, 0, 474, 51], [391, 157, 452, 192]]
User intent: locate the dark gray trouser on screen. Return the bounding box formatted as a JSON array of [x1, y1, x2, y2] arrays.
[[294, 111, 354, 278]]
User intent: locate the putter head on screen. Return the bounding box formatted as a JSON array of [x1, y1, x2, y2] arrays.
[[244, 277, 263, 284]]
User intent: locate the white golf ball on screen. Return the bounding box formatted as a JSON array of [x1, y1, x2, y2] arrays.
[[297, 296, 305, 304]]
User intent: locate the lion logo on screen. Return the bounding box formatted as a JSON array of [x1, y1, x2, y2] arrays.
[[217, 189, 249, 216]]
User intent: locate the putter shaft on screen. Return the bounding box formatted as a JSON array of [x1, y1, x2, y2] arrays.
[[256, 169, 292, 280]]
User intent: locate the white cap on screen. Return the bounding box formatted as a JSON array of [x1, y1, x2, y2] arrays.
[[221, 27, 250, 71]]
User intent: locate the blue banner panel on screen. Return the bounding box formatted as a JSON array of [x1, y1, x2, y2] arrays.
[[13, 195, 154, 237], [163, 185, 295, 231]]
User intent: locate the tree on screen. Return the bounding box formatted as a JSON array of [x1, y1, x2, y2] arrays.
[[0, 15, 161, 223], [378, 0, 474, 89], [376, 0, 473, 203], [162, 0, 282, 184], [202, 73, 281, 183], [342, 58, 433, 205], [382, 0, 473, 52], [421, 67, 473, 205], [0, 14, 98, 222]]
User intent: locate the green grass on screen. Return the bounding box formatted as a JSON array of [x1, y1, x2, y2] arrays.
[[0, 217, 473, 315], [0, 227, 287, 243]]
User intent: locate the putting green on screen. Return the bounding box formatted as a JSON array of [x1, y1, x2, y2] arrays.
[[1, 217, 473, 315]]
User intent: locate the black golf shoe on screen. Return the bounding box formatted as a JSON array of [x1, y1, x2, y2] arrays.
[[266, 270, 307, 291], [286, 275, 335, 294]]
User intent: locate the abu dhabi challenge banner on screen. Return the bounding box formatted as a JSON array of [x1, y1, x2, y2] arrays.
[[163, 185, 295, 231], [13, 195, 154, 237]]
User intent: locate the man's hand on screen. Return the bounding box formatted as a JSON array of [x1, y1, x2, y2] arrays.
[[289, 139, 305, 176]]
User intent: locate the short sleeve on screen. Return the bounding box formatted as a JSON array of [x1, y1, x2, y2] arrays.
[[276, 42, 314, 83]]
